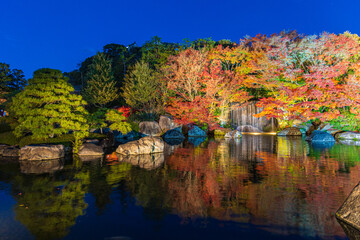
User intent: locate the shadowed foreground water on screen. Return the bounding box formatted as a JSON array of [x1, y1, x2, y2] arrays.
[[1, 135, 360, 240]]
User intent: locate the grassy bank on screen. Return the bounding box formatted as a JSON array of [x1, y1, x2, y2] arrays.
[[0, 132, 106, 147]]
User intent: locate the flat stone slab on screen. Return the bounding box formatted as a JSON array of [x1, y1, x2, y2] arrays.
[[20, 145, 65, 160]]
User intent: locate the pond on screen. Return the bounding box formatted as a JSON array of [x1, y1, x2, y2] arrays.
[[0, 134, 359, 240]]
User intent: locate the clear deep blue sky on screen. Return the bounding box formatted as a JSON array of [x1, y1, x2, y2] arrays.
[[1, 0, 360, 79]]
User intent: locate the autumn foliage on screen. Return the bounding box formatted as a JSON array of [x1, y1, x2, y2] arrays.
[[161, 31, 360, 129]]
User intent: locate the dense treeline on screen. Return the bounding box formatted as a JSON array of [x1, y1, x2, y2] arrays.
[[1, 31, 360, 146]]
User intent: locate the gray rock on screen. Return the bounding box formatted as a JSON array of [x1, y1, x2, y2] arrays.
[[224, 130, 242, 139], [78, 143, 104, 156], [118, 153, 164, 170], [337, 182, 360, 232], [336, 132, 360, 141], [139, 121, 162, 136], [159, 115, 180, 132], [20, 158, 64, 174], [116, 136, 164, 155], [0, 144, 8, 156], [277, 127, 302, 136], [20, 145, 65, 160], [188, 125, 207, 137], [2, 146, 20, 158]]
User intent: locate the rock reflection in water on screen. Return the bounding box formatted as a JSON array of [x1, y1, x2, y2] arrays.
[[19, 159, 64, 174], [339, 139, 360, 146], [338, 220, 360, 240], [2, 135, 360, 240], [118, 153, 164, 170], [79, 155, 103, 162]]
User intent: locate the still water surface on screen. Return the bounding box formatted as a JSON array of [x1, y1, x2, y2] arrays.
[[1, 135, 360, 240]]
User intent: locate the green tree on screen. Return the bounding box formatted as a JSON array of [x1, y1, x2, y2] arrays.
[[83, 52, 119, 107], [0, 63, 26, 94], [105, 109, 132, 134], [122, 60, 161, 113], [13, 171, 89, 240], [10, 68, 89, 139], [141, 36, 179, 69]]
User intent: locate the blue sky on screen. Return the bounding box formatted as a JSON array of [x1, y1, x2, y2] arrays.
[[1, 0, 360, 78]]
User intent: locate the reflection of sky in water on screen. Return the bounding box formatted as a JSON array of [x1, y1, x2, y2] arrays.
[[1, 135, 359, 240]]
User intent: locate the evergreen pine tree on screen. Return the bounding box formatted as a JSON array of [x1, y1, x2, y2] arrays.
[[122, 60, 160, 113], [10, 68, 89, 139], [83, 52, 119, 107]]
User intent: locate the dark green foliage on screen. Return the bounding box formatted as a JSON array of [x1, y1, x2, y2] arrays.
[[105, 109, 132, 134], [141, 36, 179, 69], [10, 68, 89, 139], [87, 108, 107, 133], [83, 52, 119, 107], [0, 62, 26, 95], [122, 60, 161, 113], [13, 171, 88, 240]]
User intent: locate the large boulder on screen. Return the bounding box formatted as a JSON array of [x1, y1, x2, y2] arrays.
[[118, 153, 164, 170], [20, 159, 64, 174], [78, 143, 104, 156], [306, 130, 335, 143], [224, 130, 242, 139], [159, 116, 179, 132], [139, 121, 162, 136], [20, 145, 65, 160], [162, 127, 184, 139], [162, 128, 185, 145], [188, 125, 207, 137], [116, 136, 164, 155], [336, 132, 360, 141], [277, 127, 302, 136], [337, 182, 360, 232]]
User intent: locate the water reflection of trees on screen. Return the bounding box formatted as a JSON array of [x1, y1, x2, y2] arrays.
[[163, 137, 360, 238], [2, 136, 360, 239], [12, 170, 88, 240]]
